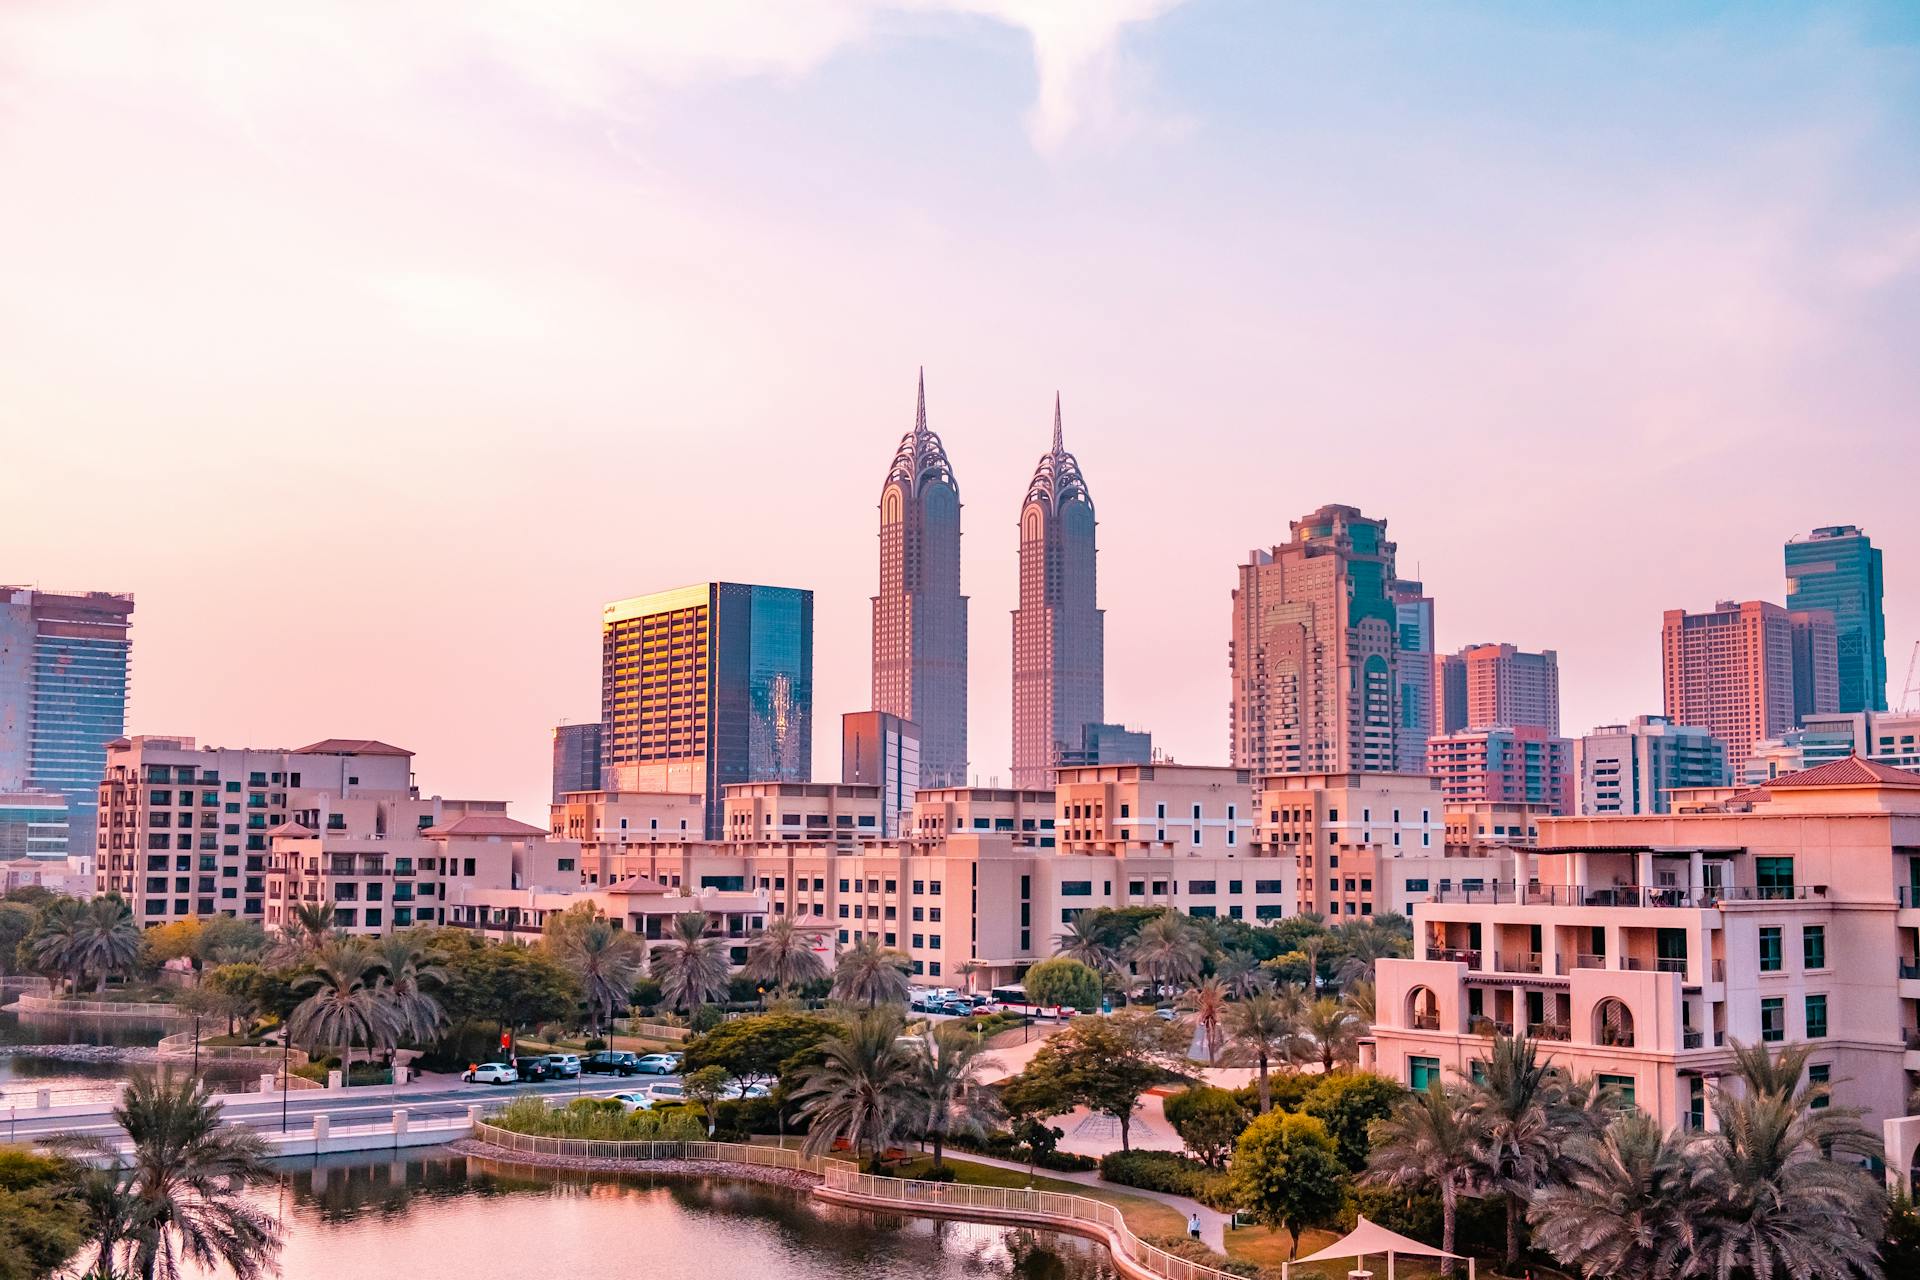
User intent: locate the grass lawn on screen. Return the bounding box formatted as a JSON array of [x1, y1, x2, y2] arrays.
[[1224, 1227, 1542, 1280], [887, 1156, 1187, 1239]]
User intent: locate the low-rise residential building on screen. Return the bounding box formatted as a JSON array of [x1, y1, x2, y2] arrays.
[[446, 877, 788, 967], [550, 790, 704, 886], [1575, 715, 1730, 815], [1443, 801, 1552, 855], [1427, 725, 1573, 813], [1370, 757, 1920, 1137]]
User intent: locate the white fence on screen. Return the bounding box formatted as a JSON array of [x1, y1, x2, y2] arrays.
[[469, 1123, 825, 1170], [7, 993, 185, 1018]]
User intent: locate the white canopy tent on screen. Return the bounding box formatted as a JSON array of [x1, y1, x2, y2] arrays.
[[1279, 1216, 1473, 1280]]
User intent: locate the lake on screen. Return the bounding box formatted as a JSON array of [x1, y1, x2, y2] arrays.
[[0, 1009, 260, 1106]]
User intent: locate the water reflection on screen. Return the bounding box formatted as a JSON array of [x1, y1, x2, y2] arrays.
[[0, 1011, 256, 1103], [257, 1149, 1119, 1280]]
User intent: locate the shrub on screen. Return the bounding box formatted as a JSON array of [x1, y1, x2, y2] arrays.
[[1162, 1085, 1250, 1167], [947, 1131, 1097, 1172], [488, 1096, 707, 1142], [582, 1037, 607, 1052], [1230, 1070, 1316, 1115], [1301, 1072, 1403, 1171], [1022, 957, 1102, 1010], [1100, 1150, 1235, 1209], [1141, 1235, 1264, 1278]]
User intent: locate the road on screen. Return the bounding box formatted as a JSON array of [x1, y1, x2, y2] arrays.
[[0, 1073, 677, 1146]]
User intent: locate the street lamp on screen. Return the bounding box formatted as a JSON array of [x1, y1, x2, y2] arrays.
[[281, 1028, 292, 1133]]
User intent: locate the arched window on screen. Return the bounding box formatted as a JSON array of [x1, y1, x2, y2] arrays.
[[1594, 998, 1635, 1047], [1406, 985, 1439, 1030]]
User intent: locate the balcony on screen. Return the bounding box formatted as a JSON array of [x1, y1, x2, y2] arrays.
[[1900, 960, 1920, 981], [1409, 1012, 1440, 1031], [1682, 1030, 1704, 1049], [1528, 1021, 1571, 1041], [1494, 951, 1545, 975], [1429, 947, 1482, 967]]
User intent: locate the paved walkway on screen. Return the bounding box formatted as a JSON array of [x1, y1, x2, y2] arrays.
[[948, 1147, 1230, 1252]]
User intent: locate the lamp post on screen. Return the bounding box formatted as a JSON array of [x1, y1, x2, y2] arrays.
[[280, 1029, 292, 1133]]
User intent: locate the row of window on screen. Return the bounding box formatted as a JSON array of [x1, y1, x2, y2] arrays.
[[1757, 924, 1825, 972]]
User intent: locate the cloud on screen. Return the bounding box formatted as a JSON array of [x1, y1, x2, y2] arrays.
[[0, 0, 1191, 151]]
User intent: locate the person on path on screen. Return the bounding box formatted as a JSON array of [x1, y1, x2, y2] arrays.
[[1188, 1214, 1201, 1240]]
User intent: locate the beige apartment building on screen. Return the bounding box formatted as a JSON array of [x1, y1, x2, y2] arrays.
[[1370, 757, 1920, 1136], [551, 789, 706, 885]]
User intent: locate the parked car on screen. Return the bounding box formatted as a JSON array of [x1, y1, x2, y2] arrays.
[[463, 1063, 516, 1085], [514, 1055, 555, 1081], [936, 1000, 976, 1016], [1154, 1007, 1177, 1021], [607, 1091, 652, 1112], [634, 1054, 679, 1075], [583, 1051, 641, 1076], [646, 1082, 687, 1105], [547, 1053, 582, 1078], [730, 1081, 770, 1099]]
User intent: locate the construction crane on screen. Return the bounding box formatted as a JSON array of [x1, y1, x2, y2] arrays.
[[1902, 641, 1920, 714]]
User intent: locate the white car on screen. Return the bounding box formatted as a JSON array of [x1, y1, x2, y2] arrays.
[[730, 1080, 771, 1099], [608, 1091, 653, 1112], [646, 1082, 687, 1104], [463, 1062, 516, 1085], [634, 1054, 679, 1075]]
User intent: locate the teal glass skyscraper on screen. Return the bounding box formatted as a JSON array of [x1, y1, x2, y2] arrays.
[[1785, 525, 1887, 712]]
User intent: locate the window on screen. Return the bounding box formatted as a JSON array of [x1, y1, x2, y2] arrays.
[[1597, 1074, 1636, 1108], [928, 934, 941, 948], [1187, 880, 1216, 895], [1255, 904, 1285, 920], [1760, 996, 1785, 1043], [1060, 881, 1093, 897], [1755, 857, 1795, 899], [1254, 880, 1285, 894], [1405, 878, 1430, 893], [1758, 927, 1782, 972], [1804, 993, 1827, 1039], [1802, 925, 1826, 971], [1228, 880, 1242, 894], [1808, 1063, 1830, 1108], [1409, 1056, 1441, 1090]]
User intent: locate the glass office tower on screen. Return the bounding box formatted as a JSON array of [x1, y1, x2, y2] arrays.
[[1785, 525, 1887, 712]]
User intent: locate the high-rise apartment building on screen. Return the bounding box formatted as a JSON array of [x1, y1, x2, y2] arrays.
[[1231, 505, 1401, 776], [1661, 600, 1796, 775], [1011, 397, 1103, 789], [1786, 525, 1887, 713], [0, 789, 70, 860], [1575, 715, 1729, 815], [842, 711, 920, 838], [872, 371, 969, 788], [1457, 644, 1560, 735], [1435, 651, 1469, 735], [1391, 580, 1437, 774], [551, 722, 604, 802], [1426, 725, 1573, 813], [1, 587, 134, 853], [601, 582, 814, 838], [1787, 610, 1839, 724]]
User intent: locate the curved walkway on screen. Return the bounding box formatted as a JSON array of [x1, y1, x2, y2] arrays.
[[943, 1148, 1228, 1251]]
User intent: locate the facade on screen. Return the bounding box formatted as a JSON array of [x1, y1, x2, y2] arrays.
[[1575, 716, 1730, 816], [1231, 505, 1403, 777], [1800, 711, 1920, 773], [549, 789, 704, 886], [0, 789, 71, 860], [1057, 721, 1153, 769], [601, 582, 814, 838], [1435, 652, 1469, 735], [550, 722, 604, 802], [1391, 580, 1437, 774], [1011, 397, 1103, 789], [872, 371, 969, 788], [1427, 725, 1574, 813], [1662, 600, 1797, 775], [1257, 772, 1462, 920], [723, 781, 885, 845], [1, 588, 134, 851], [1453, 643, 1560, 735], [1443, 801, 1552, 855], [1788, 610, 1840, 724], [1370, 757, 1920, 1136], [447, 877, 784, 966], [1786, 525, 1888, 713], [841, 710, 920, 838]]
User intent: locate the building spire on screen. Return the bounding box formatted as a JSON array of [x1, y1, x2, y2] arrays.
[[1052, 392, 1063, 452], [916, 367, 927, 435]]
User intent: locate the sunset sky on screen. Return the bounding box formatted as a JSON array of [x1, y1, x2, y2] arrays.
[[3, 1, 1917, 817]]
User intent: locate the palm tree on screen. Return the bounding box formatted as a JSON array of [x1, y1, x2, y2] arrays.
[[59, 1074, 280, 1280], [1333, 921, 1407, 988], [288, 940, 396, 1078], [1221, 990, 1297, 1112], [1366, 1081, 1481, 1275], [831, 934, 911, 1008], [1343, 978, 1377, 1028], [544, 905, 644, 1034], [1181, 976, 1230, 1064], [1051, 914, 1120, 974], [1527, 1108, 1705, 1280], [1297, 933, 1327, 994], [792, 1011, 922, 1172], [1127, 912, 1206, 996], [1466, 1031, 1571, 1270], [912, 1021, 1004, 1171], [743, 916, 828, 995], [28, 896, 86, 993], [1302, 996, 1359, 1072], [375, 933, 449, 1044], [35, 895, 142, 993], [1214, 948, 1267, 999], [649, 911, 732, 1016]]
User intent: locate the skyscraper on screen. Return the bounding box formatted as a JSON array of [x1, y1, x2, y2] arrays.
[[1011, 396, 1103, 789], [1575, 715, 1729, 815], [1390, 579, 1436, 774], [1786, 525, 1887, 713], [1787, 609, 1839, 724], [1455, 643, 1561, 735], [1661, 600, 1795, 775], [872, 370, 969, 788], [602, 582, 813, 838], [1231, 505, 1401, 776], [1, 586, 134, 851], [551, 721, 604, 802], [841, 710, 920, 838]]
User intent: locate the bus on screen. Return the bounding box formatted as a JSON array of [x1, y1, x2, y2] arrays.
[[988, 983, 1075, 1020]]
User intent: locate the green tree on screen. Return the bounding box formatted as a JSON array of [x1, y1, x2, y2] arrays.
[[792, 1011, 921, 1172], [1327, 919, 1409, 988], [1127, 911, 1207, 995], [1182, 976, 1230, 1064], [1000, 1070, 1074, 1183], [1301, 996, 1360, 1072], [1365, 1082, 1480, 1275], [375, 933, 448, 1045], [0, 1146, 88, 1280], [1465, 1032, 1576, 1270], [542, 904, 643, 1034], [682, 1011, 837, 1086], [1526, 1107, 1702, 1280], [1012, 1008, 1181, 1151], [649, 913, 732, 1016], [1051, 914, 1122, 975], [682, 1065, 731, 1136], [1303, 1072, 1403, 1172], [1021, 957, 1102, 1011], [288, 941, 396, 1075], [1221, 989, 1300, 1113], [0, 902, 35, 977], [57, 1074, 279, 1280], [742, 917, 828, 995], [1229, 1110, 1347, 1259], [31, 895, 141, 993], [442, 938, 578, 1052], [830, 935, 911, 1008], [1162, 1085, 1249, 1167], [910, 1021, 1003, 1172]]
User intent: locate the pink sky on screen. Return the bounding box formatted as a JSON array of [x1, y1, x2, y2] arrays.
[[2, 3, 1915, 818]]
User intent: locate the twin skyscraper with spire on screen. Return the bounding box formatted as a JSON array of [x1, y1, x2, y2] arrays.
[[871, 371, 1106, 790]]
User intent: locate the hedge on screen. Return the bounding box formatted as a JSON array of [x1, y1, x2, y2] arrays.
[[1141, 1235, 1264, 1278], [947, 1131, 1098, 1172], [1099, 1150, 1236, 1210]]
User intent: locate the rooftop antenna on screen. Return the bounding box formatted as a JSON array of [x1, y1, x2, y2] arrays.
[[1900, 640, 1920, 714]]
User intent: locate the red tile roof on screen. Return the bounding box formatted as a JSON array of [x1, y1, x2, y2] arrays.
[[1762, 756, 1920, 789], [295, 738, 413, 757], [604, 876, 671, 895], [422, 814, 549, 838]]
